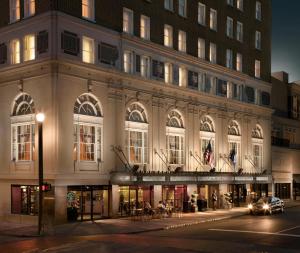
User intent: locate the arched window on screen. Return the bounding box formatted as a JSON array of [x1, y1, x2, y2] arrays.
[[73, 93, 103, 163], [200, 116, 215, 167], [252, 125, 263, 139], [228, 120, 241, 170], [252, 124, 263, 172], [166, 110, 185, 166], [11, 93, 36, 161], [228, 120, 240, 136], [125, 102, 148, 165]]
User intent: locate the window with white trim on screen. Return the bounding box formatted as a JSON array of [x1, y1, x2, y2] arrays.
[[23, 35, 35, 61], [226, 17, 233, 38], [255, 60, 261, 78], [237, 0, 243, 11], [252, 125, 263, 173], [164, 24, 173, 48], [123, 8, 133, 34], [256, 1, 262, 21], [209, 42, 216, 64], [226, 49, 233, 69], [178, 0, 187, 17], [228, 120, 241, 169], [198, 3, 206, 26], [164, 0, 173, 11], [73, 94, 103, 162], [255, 31, 261, 50], [166, 110, 185, 166], [236, 53, 242, 72], [179, 67, 187, 87], [82, 36, 94, 64], [198, 38, 205, 59], [123, 51, 133, 73], [164, 62, 173, 84], [200, 116, 215, 166], [11, 93, 35, 162], [140, 56, 150, 78], [10, 39, 20, 64], [24, 0, 35, 18], [236, 22, 243, 42], [140, 15, 150, 40], [125, 103, 148, 165], [10, 0, 20, 23], [178, 30, 186, 53], [210, 9, 217, 31], [82, 0, 94, 20]]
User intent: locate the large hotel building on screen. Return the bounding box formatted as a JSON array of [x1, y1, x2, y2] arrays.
[[0, 0, 291, 224]]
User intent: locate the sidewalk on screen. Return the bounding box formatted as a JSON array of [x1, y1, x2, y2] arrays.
[[0, 200, 299, 241]]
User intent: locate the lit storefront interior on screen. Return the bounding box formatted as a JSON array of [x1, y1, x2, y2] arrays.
[[11, 185, 38, 215]]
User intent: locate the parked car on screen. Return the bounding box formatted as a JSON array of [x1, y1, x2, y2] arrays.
[[248, 196, 284, 215]]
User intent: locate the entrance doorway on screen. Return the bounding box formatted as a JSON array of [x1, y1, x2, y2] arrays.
[[229, 184, 247, 206], [67, 185, 111, 221]]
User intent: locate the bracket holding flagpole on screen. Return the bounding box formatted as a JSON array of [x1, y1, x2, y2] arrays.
[[154, 148, 170, 171], [190, 151, 203, 171]]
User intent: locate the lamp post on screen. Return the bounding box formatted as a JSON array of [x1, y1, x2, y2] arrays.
[[36, 112, 45, 235]]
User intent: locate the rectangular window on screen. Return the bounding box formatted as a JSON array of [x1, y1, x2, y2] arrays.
[[10, 0, 20, 23], [232, 83, 242, 101], [198, 3, 206, 25], [164, 24, 173, 48], [61, 31, 80, 56], [37, 30, 49, 54], [173, 65, 179, 85], [24, 0, 35, 18], [23, 34, 35, 61], [188, 71, 199, 90], [226, 17, 233, 38], [82, 36, 94, 64], [245, 86, 255, 103], [140, 56, 150, 78], [209, 43, 216, 64], [11, 185, 38, 215], [236, 53, 242, 72], [152, 60, 164, 79], [166, 135, 184, 165], [0, 43, 7, 64], [228, 142, 241, 168], [255, 31, 261, 50], [99, 42, 118, 66], [253, 144, 262, 171], [255, 60, 261, 78], [126, 130, 148, 164], [123, 8, 133, 34], [10, 39, 20, 64], [198, 38, 205, 59], [140, 15, 150, 40], [164, 0, 173, 11], [217, 79, 228, 97], [210, 9, 217, 31], [226, 49, 233, 69], [82, 0, 95, 20], [201, 139, 215, 164], [178, 0, 187, 17], [179, 67, 186, 87], [237, 0, 243, 11], [123, 51, 133, 73], [236, 22, 243, 42], [256, 1, 262, 21], [227, 0, 234, 6], [178, 30, 186, 53], [204, 74, 216, 93], [164, 62, 173, 83]]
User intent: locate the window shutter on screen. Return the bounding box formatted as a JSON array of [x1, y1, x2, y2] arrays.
[[173, 65, 179, 85], [0, 43, 7, 64], [135, 54, 141, 73], [61, 31, 80, 56], [37, 30, 49, 54]]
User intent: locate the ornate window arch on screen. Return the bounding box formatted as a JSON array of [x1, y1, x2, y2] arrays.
[[125, 102, 148, 165], [11, 93, 36, 161], [252, 124, 263, 139], [200, 116, 215, 132], [228, 120, 241, 136], [73, 93, 103, 165], [166, 110, 184, 128]]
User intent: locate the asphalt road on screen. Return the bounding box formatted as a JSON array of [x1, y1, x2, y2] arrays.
[[1, 206, 300, 253]]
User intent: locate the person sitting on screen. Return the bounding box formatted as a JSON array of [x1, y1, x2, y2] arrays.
[[144, 201, 155, 216]]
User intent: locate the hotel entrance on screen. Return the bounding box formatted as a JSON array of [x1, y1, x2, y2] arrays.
[[67, 185, 111, 221]]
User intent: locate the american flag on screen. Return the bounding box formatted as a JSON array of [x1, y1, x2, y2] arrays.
[[203, 141, 214, 167]]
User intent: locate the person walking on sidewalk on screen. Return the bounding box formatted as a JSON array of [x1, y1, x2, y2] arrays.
[[212, 190, 217, 210]]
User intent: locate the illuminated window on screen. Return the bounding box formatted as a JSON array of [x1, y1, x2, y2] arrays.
[[10, 0, 20, 23], [164, 63, 173, 83], [164, 24, 173, 48], [140, 56, 150, 78], [73, 94, 103, 162], [123, 51, 133, 73], [252, 125, 263, 173], [123, 8, 133, 34], [237, 0, 243, 11], [198, 3, 206, 26], [82, 36, 94, 64], [11, 93, 35, 162], [255, 60, 261, 78], [228, 120, 241, 170], [209, 42, 216, 64], [24, 0, 35, 18], [198, 38, 205, 59], [178, 30, 186, 52], [200, 116, 215, 166], [236, 53, 242, 72], [179, 67, 186, 87], [10, 39, 20, 64], [82, 0, 94, 20], [140, 15, 150, 40], [210, 9, 217, 31], [23, 35, 35, 61]]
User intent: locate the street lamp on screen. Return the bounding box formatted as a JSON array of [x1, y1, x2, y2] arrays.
[[36, 112, 45, 235]]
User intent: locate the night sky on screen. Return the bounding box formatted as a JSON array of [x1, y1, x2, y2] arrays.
[[272, 0, 300, 82]]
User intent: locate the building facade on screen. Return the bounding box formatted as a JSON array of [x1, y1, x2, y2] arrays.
[[0, 0, 273, 224]]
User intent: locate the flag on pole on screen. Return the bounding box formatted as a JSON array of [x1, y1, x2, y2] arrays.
[[203, 141, 214, 167], [229, 147, 236, 165]]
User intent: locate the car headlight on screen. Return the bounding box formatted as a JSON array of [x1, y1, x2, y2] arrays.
[[248, 204, 253, 209], [263, 204, 269, 210]]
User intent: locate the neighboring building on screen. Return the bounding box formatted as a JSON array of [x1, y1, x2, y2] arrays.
[[271, 71, 300, 200], [0, 0, 273, 224]]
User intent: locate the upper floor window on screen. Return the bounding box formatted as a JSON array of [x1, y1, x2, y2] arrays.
[[236, 22, 243, 42], [10, 0, 20, 23], [136, 55, 150, 78], [236, 53, 242, 72], [164, 0, 173, 11], [179, 67, 187, 87], [227, 0, 234, 6], [209, 42, 217, 64], [198, 3, 206, 26], [73, 93, 103, 162], [226, 49, 233, 69], [24, 0, 35, 18], [10, 39, 20, 64], [256, 1, 262, 21], [164, 62, 173, 84], [210, 9, 217, 31], [164, 24, 173, 48], [123, 51, 133, 73], [82, 36, 94, 64], [237, 0, 243, 11], [140, 15, 150, 40], [123, 8, 133, 34], [255, 60, 261, 78], [11, 93, 35, 162], [255, 31, 261, 50], [178, 30, 186, 53], [178, 0, 187, 17], [82, 0, 95, 20], [23, 35, 35, 61], [226, 17, 233, 38], [198, 38, 205, 59]]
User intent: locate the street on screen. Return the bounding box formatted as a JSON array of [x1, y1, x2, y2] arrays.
[[0, 206, 300, 253]]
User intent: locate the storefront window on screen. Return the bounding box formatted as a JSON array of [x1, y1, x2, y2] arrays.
[[11, 185, 38, 215], [162, 185, 187, 209]]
